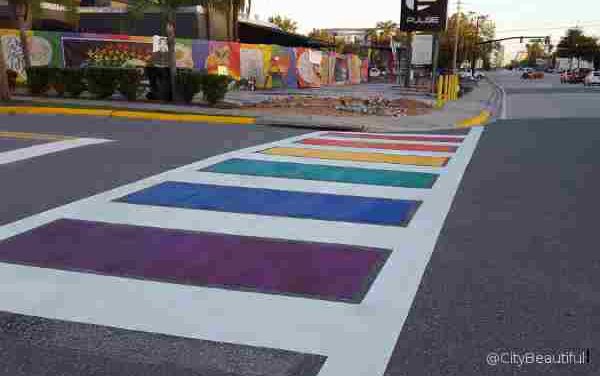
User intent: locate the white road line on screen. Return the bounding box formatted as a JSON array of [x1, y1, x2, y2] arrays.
[[172, 171, 432, 200], [309, 135, 464, 146], [0, 127, 484, 376], [270, 143, 456, 158], [65, 202, 405, 249], [0, 138, 113, 165], [242, 153, 447, 174], [325, 131, 466, 140]]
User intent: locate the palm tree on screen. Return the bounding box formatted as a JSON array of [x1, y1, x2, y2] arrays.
[[129, 0, 250, 101], [268, 15, 298, 34], [8, 0, 78, 70], [0, 47, 10, 101], [375, 20, 398, 43], [200, 0, 250, 41]]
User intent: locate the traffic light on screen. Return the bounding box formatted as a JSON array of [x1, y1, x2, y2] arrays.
[[545, 36, 551, 45], [520, 37, 523, 43]]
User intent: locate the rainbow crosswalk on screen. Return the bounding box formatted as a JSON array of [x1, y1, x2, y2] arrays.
[[0, 128, 483, 376]]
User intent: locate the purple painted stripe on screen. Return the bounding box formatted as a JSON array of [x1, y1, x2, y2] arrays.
[[0, 219, 390, 303]]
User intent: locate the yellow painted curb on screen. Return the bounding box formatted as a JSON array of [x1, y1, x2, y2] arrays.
[[0, 131, 74, 141], [110, 110, 255, 125], [457, 110, 491, 128], [0, 106, 112, 117], [0, 106, 256, 125]]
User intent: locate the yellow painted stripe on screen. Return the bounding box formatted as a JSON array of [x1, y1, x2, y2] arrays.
[[0, 131, 73, 141], [0, 107, 256, 125], [457, 110, 491, 128], [0, 106, 112, 117], [261, 147, 449, 167], [110, 111, 255, 125]]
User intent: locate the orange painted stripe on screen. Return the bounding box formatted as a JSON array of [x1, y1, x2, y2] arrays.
[[325, 132, 465, 143], [298, 138, 458, 153]]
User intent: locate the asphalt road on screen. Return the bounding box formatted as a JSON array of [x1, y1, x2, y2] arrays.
[[0, 115, 307, 226], [384, 72, 600, 375], [1, 75, 600, 376]]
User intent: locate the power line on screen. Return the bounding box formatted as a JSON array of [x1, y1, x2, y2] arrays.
[[496, 22, 600, 33]]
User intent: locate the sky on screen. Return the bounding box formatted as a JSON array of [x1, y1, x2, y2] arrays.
[[251, 0, 600, 60]]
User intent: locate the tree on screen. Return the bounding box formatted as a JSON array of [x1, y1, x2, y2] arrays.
[[437, 13, 497, 69], [525, 42, 545, 67], [8, 0, 78, 70], [0, 47, 9, 101], [375, 21, 398, 41], [129, 0, 249, 101], [268, 15, 298, 34], [308, 29, 332, 44], [200, 0, 251, 41]]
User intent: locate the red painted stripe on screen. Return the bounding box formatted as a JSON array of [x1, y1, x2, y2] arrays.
[[325, 132, 465, 143], [299, 138, 458, 153]]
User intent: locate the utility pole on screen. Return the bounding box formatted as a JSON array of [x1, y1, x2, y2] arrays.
[[472, 15, 487, 74], [451, 0, 462, 72]]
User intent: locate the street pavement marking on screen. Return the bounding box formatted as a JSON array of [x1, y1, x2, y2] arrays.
[[0, 131, 75, 141], [200, 159, 438, 189], [243, 152, 448, 174], [323, 132, 465, 143], [261, 147, 450, 167], [0, 128, 484, 376], [0, 138, 113, 166], [116, 182, 421, 227], [298, 138, 459, 153], [279, 143, 455, 157], [0, 218, 390, 303], [175, 171, 431, 201]]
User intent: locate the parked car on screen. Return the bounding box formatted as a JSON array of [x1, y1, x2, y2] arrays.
[[458, 70, 474, 80], [570, 68, 592, 84], [369, 68, 381, 78], [560, 70, 572, 83], [584, 71, 600, 86], [473, 70, 486, 79]]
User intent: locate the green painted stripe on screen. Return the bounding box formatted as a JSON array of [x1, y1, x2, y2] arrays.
[[202, 159, 438, 189]]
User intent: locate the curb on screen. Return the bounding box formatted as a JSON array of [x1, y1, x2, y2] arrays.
[[456, 110, 491, 128], [0, 106, 256, 125]]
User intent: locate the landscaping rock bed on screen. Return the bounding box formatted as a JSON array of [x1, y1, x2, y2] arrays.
[[241, 95, 432, 117]]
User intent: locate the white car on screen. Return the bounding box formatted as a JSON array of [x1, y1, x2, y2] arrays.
[[458, 70, 474, 80], [369, 68, 381, 78], [584, 71, 600, 86]]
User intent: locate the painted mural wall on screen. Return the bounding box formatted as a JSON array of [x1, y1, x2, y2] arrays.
[[1, 28, 388, 88]]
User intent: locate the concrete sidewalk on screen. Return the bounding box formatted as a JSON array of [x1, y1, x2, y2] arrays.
[[6, 79, 498, 132]]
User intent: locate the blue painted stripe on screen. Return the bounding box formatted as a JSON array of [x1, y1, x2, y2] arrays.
[[202, 159, 438, 189], [118, 182, 421, 227]]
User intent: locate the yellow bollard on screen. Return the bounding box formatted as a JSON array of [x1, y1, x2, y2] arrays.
[[452, 75, 458, 100], [443, 75, 449, 101], [436, 76, 444, 107]]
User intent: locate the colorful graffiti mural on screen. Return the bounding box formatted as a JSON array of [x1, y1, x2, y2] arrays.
[[240, 44, 272, 89], [270, 45, 296, 89], [295, 48, 321, 88], [1, 29, 393, 89]]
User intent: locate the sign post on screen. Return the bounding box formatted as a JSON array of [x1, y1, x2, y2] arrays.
[[400, 0, 448, 87]]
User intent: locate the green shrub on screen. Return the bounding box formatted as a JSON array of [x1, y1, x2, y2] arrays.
[[199, 74, 230, 106], [85, 67, 120, 99], [48, 68, 66, 96], [118, 68, 144, 101], [63, 68, 86, 98], [26, 66, 51, 95], [176, 69, 203, 103]]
